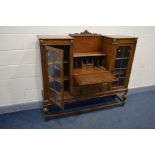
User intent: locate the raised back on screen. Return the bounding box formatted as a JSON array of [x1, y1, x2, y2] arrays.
[[70, 30, 103, 54]]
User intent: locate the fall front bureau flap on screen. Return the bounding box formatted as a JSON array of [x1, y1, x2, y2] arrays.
[[73, 67, 117, 86]]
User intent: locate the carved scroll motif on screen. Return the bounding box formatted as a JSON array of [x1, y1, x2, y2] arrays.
[[70, 30, 101, 36]]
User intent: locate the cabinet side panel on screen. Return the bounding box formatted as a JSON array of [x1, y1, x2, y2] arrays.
[[124, 43, 137, 87], [40, 44, 49, 102], [102, 37, 115, 71], [70, 43, 74, 95]]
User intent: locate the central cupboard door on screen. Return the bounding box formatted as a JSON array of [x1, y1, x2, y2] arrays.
[[46, 46, 64, 109]]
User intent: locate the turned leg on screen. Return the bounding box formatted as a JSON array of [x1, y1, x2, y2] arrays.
[[122, 92, 128, 105], [43, 107, 49, 113], [43, 107, 49, 121]]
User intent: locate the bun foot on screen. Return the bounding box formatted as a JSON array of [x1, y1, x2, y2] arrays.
[[122, 94, 128, 100], [43, 107, 49, 114]]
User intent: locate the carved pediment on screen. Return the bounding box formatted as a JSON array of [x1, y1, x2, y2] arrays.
[[70, 30, 101, 36]]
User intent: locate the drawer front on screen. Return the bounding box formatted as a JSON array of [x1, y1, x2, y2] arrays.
[[73, 83, 109, 97]]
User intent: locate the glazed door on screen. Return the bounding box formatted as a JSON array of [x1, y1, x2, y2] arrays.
[[46, 46, 64, 109], [112, 44, 135, 88]]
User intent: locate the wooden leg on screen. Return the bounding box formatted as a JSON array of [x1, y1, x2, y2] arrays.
[[115, 92, 128, 106], [43, 106, 49, 121], [43, 107, 49, 113], [122, 92, 128, 105]]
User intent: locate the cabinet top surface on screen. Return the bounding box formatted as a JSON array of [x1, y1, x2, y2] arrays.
[[38, 34, 137, 40], [37, 35, 73, 40], [104, 35, 138, 39]]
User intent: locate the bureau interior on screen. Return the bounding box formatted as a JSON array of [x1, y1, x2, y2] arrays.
[[72, 36, 107, 70], [71, 36, 103, 53], [74, 56, 106, 69]]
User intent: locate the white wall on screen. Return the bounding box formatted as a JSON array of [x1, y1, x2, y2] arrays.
[[0, 26, 155, 107]]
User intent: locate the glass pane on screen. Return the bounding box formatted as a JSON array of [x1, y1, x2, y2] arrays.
[[49, 89, 61, 104], [118, 78, 125, 86], [124, 47, 130, 57], [53, 51, 62, 81], [49, 89, 55, 100], [49, 80, 62, 92], [113, 46, 131, 87], [116, 46, 131, 58], [54, 51, 61, 63], [112, 81, 119, 87], [54, 68, 61, 80], [113, 69, 120, 75], [48, 51, 53, 63], [120, 69, 127, 77], [115, 55, 129, 69], [116, 48, 123, 57], [115, 59, 122, 68], [122, 59, 129, 68], [46, 46, 64, 108], [47, 49, 62, 85], [48, 65, 53, 77]]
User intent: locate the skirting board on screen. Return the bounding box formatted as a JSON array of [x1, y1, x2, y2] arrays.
[[0, 85, 155, 115]]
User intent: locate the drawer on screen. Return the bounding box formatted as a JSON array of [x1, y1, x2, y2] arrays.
[[73, 83, 109, 97]]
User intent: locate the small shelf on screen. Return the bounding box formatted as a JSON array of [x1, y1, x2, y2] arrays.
[[48, 61, 69, 65], [115, 67, 128, 70], [64, 76, 69, 80], [116, 57, 129, 60], [74, 52, 106, 58], [49, 76, 61, 83], [48, 63, 61, 70], [64, 61, 70, 63], [49, 87, 60, 95], [113, 70, 126, 75], [119, 77, 126, 79], [49, 76, 69, 82], [64, 91, 74, 100]]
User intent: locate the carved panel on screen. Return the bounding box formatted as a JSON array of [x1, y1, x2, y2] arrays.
[[70, 30, 101, 36]]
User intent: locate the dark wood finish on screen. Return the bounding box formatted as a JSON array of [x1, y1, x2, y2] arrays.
[[38, 30, 137, 120]]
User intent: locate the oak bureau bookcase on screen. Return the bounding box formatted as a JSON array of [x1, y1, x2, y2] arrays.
[[38, 30, 137, 120]]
